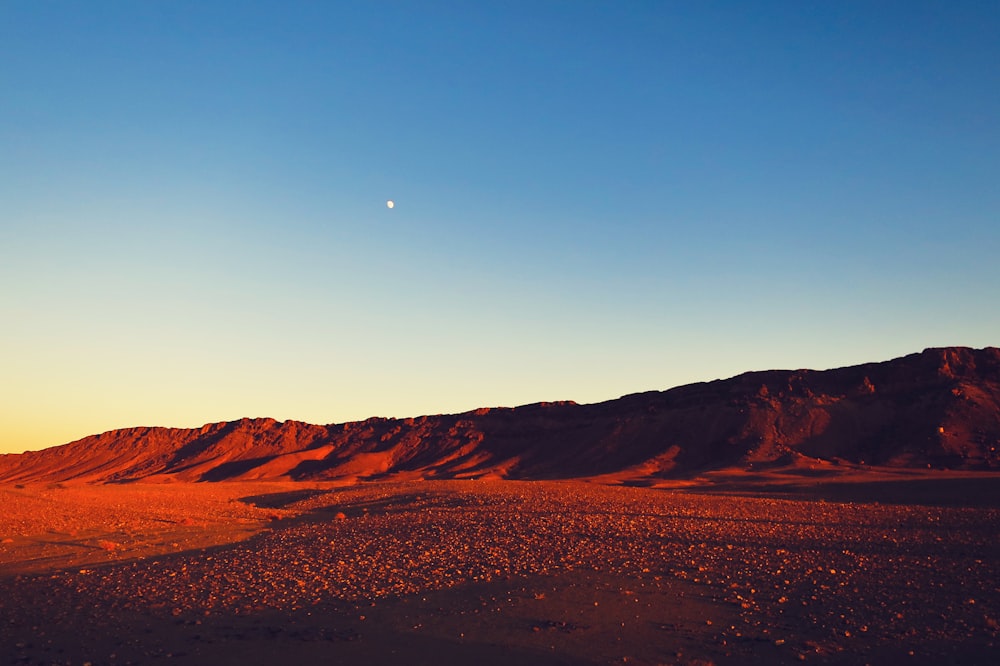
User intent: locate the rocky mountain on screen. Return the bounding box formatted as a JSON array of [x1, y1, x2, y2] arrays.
[[2, 347, 998, 484]]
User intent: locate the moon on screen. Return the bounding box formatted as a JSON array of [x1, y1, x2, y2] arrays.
[[386, 200, 394, 209]]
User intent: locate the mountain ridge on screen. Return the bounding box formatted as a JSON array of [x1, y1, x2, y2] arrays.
[[2, 346, 998, 484]]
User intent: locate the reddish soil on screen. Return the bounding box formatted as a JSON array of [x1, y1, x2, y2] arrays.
[[2, 472, 998, 665]]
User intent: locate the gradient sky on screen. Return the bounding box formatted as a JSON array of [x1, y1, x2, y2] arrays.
[[2, 1, 998, 454]]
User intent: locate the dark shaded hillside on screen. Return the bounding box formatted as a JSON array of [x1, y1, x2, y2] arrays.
[[2, 347, 998, 484]]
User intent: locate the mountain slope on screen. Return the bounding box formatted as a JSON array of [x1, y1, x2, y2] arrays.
[[2, 347, 998, 484]]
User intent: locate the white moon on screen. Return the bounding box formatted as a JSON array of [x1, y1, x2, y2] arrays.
[[386, 200, 395, 209]]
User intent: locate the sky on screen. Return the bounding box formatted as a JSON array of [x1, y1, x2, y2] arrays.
[[2, 1, 998, 454]]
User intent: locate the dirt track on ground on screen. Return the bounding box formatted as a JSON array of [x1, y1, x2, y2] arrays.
[[2, 476, 999, 665]]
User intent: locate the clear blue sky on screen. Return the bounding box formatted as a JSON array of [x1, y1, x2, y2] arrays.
[[2, 1, 998, 453]]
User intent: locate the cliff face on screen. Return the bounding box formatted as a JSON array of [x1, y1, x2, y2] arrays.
[[2, 347, 998, 484]]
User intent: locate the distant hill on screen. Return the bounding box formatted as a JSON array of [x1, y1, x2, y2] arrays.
[[2, 347, 998, 484]]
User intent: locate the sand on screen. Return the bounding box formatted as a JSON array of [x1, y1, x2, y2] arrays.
[[2, 472, 999, 664]]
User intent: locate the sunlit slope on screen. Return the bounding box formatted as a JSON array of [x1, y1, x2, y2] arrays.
[[2, 347, 997, 484]]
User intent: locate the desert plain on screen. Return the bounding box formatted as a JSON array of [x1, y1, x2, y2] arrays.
[[3, 348, 999, 664], [2, 466, 999, 665]]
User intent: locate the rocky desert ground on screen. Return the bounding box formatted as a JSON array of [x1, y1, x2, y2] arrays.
[[2, 470, 999, 665], [2, 348, 998, 663]]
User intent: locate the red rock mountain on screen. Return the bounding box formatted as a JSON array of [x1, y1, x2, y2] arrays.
[[2, 347, 998, 484]]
